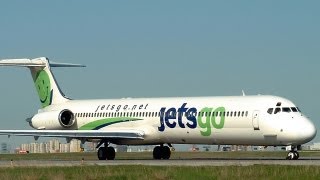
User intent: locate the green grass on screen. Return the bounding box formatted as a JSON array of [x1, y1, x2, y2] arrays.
[[0, 152, 320, 179], [0, 151, 320, 161], [0, 165, 320, 180]]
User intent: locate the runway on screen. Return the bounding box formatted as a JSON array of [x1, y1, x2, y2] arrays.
[[2, 157, 320, 167]]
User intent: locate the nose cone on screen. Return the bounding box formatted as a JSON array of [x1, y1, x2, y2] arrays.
[[299, 117, 317, 143]]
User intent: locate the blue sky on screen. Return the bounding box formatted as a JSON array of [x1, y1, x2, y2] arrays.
[[0, 1, 319, 148]]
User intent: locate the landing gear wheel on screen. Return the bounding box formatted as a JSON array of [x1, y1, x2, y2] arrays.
[[153, 145, 171, 160], [106, 147, 116, 160], [162, 146, 171, 159], [286, 151, 299, 160], [153, 146, 162, 160], [293, 152, 299, 160], [98, 147, 107, 160]]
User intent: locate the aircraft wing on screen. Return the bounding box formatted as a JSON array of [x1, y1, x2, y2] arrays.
[[0, 129, 144, 139]]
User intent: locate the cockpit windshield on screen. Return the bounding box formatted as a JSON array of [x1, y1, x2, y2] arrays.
[[282, 107, 291, 113], [267, 107, 301, 114]]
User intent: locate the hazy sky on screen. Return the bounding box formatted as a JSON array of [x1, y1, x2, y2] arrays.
[[0, 1, 319, 148]]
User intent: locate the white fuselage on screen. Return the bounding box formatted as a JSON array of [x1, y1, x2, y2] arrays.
[[30, 95, 317, 146]]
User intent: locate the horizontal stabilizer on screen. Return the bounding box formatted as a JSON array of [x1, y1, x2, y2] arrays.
[[0, 57, 85, 68], [50, 61, 86, 67], [0, 59, 45, 67]]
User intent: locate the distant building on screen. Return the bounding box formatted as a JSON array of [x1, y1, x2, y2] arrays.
[[49, 139, 60, 153], [70, 139, 81, 152], [116, 145, 128, 152], [1, 143, 9, 153], [310, 143, 320, 150], [60, 143, 70, 153]]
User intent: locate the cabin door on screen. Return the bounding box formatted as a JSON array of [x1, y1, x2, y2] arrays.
[[252, 110, 260, 130]]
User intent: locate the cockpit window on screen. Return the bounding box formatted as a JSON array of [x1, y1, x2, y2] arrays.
[[297, 107, 301, 112], [274, 108, 281, 114], [267, 108, 273, 114], [291, 107, 298, 112], [282, 107, 291, 113]]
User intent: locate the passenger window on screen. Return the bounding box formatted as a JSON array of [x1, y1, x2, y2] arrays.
[[291, 107, 298, 112], [267, 108, 273, 114], [246, 111, 248, 117], [274, 108, 281, 114], [282, 107, 291, 113], [241, 111, 244, 117]]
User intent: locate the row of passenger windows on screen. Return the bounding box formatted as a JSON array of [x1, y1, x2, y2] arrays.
[[75, 112, 160, 118], [267, 107, 301, 114], [75, 111, 249, 118]]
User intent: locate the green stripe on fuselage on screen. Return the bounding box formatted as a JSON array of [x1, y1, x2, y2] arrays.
[[79, 117, 142, 130]]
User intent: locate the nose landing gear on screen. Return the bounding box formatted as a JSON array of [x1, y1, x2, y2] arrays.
[[285, 145, 300, 160], [286, 151, 299, 160]]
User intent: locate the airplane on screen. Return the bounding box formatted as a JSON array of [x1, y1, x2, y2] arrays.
[[0, 57, 316, 160]]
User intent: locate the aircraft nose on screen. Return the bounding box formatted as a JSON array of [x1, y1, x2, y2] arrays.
[[299, 118, 317, 142]]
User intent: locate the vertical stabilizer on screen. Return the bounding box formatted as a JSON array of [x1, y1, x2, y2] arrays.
[[0, 57, 85, 108]]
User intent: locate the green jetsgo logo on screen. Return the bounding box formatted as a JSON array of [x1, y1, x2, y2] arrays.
[[158, 103, 225, 136], [34, 70, 52, 108]]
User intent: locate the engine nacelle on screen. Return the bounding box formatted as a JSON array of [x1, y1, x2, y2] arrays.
[[30, 109, 76, 130]]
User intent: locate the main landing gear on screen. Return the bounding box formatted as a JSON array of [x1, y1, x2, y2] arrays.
[[97, 141, 115, 160], [153, 144, 172, 160], [285, 145, 300, 160]]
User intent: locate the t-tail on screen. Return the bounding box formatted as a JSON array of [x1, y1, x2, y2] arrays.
[[0, 57, 85, 108]]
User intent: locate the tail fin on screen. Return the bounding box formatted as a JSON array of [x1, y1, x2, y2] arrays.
[[0, 57, 85, 108]]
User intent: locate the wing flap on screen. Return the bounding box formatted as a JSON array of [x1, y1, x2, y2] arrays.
[[0, 129, 144, 139]]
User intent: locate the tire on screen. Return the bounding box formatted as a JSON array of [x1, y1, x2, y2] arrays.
[[106, 147, 116, 160], [98, 147, 107, 160], [162, 146, 171, 159], [293, 152, 299, 160], [153, 146, 162, 160], [286, 152, 296, 160]]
